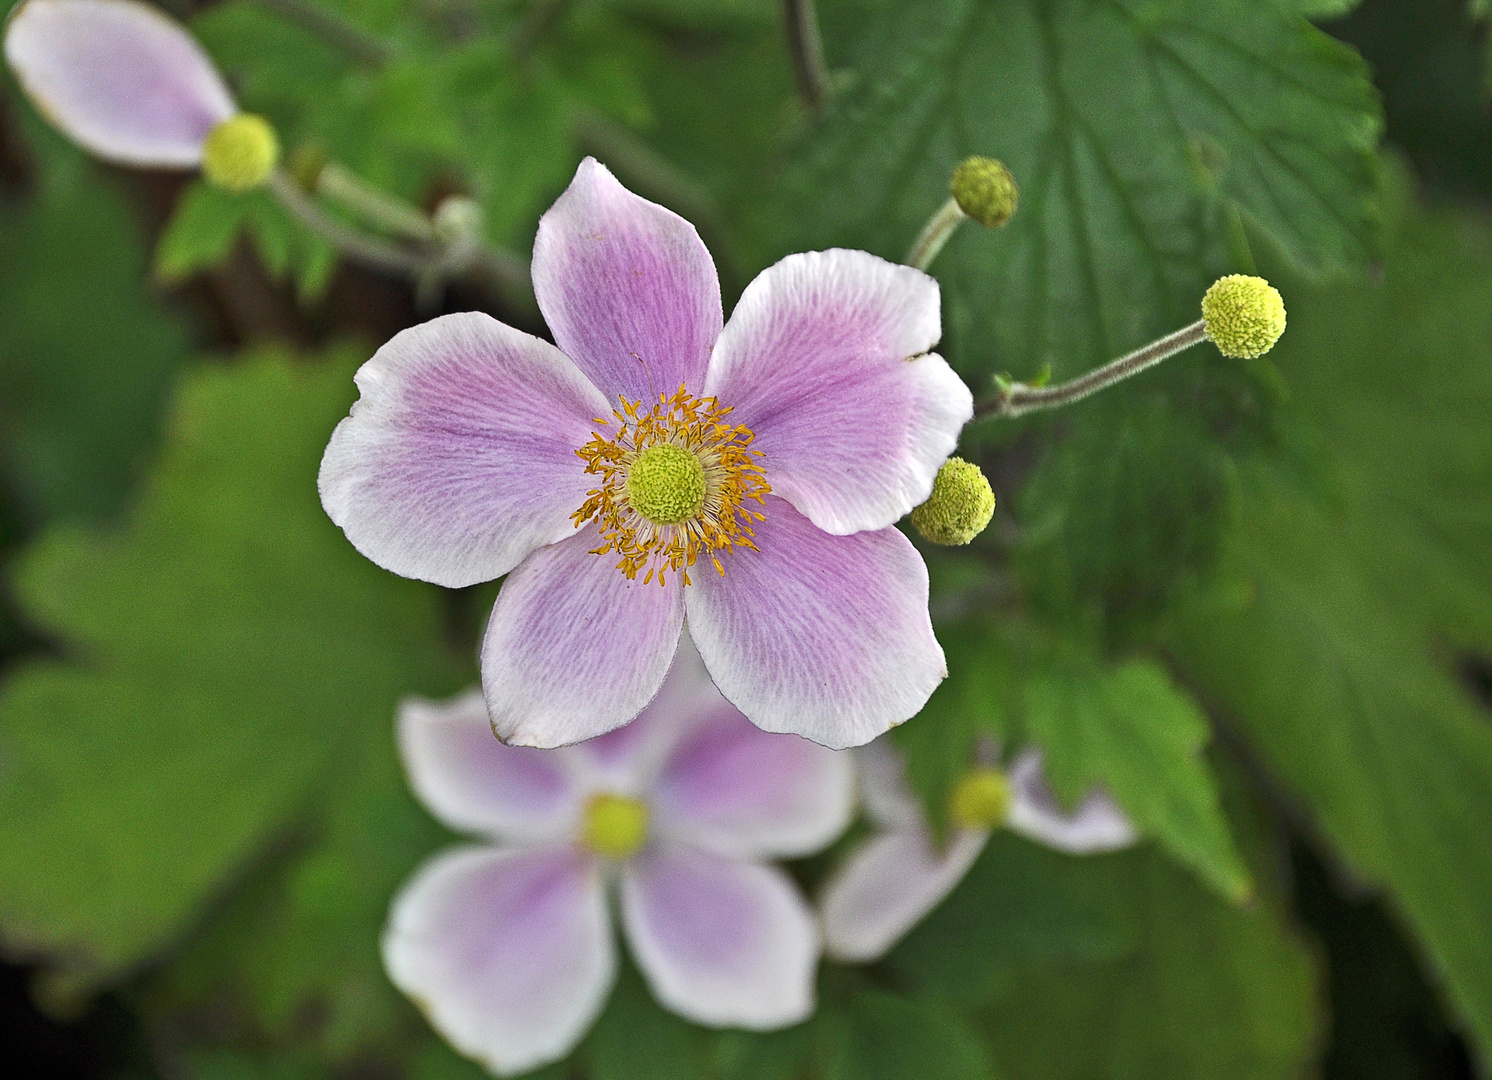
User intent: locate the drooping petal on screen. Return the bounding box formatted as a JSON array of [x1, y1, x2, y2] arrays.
[[652, 701, 854, 860], [704, 249, 971, 535], [574, 632, 723, 794], [5, 0, 236, 167], [531, 158, 722, 404], [619, 844, 817, 1029], [483, 528, 684, 748], [1006, 748, 1138, 854], [397, 689, 583, 844], [319, 311, 610, 589], [686, 497, 945, 749], [383, 845, 615, 1077], [819, 826, 987, 963], [853, 737, 927, 831]]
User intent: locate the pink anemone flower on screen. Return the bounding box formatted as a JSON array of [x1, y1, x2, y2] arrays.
[[4, 0, 238, 169], [320, 158, 971, 750], [819, 737, 1137, 962], [384, 640, 854, 1076]]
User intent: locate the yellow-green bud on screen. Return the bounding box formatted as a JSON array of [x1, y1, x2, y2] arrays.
[[433, 195, 484, 246], [948, 768, 1012, 830], [626, 444, 707, 526], [288, 140, 329, 193], [910, 457, 994, 546], [582, 794, 649, 860], [1201, 274, 1286, 359], [950, 156, 1019, 228], [202, 114, 279, 193]]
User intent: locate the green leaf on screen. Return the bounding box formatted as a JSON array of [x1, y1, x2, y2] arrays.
[[1167, 187, 1492, 1059], [1022, 655, 1252, 902], [980, 844, 1318, 1080], [583, 960, 708, 1080], [1285, 0, 1364, 17], [887, 831, 1137, 1005], [771, 0, 1381, 384], [0, 114, 190, 522], [0, 348, 462, 993], [827, 990, 999, 1080]]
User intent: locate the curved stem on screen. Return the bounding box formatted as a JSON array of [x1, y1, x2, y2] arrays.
[[316, 163, 435, 243], [267, 170, 430, 277], [905, 198, 966, 271], [783, 0, 831, 111], [249, 0, 390, 66], [975, 321, 1209, 421]]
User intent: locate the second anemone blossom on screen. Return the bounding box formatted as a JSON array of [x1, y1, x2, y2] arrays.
[[321, 158, 972, 749]]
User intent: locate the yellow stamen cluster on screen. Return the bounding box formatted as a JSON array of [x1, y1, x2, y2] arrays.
[[202, 114, 279, 193], [582, 794, 650, 860], [573, 387, 769, 587], [948, 767, 1013, 830]]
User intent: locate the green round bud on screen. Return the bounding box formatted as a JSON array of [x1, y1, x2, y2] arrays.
[[202, 114, 279, 193], [948, 768, 1012, 830], [583, 794, 649, 860], [433, 195, 484, 245], [626, 444, 707, 526], [950, 156, 1019, 228], [1201, 274, 1286, 359], [910, 457, 994, 546]]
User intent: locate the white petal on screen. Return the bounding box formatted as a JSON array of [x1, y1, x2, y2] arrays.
[[397, 689, 583, 843], [1006, 748, 1139, 854], [319, 311, 610, 589], [819, 826, 987, 963], [383, 845, 615, 1077], [853, 736, 927, 831], [5, 0, 235, 167], [620, 844, 818, 1029]]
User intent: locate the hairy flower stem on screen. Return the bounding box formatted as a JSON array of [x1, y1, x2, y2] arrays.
[[783, 0, 831, 111], [974, 321, 1209, 421], [316, 163, 436, 243], [905, 198, 967, 271]]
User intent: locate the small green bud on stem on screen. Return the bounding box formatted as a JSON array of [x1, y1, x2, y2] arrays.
[[950, 156, 1019, 228], [911, 457, 995, 546], [202, 114, 279, 193], [1201, 274, 1286, 358]]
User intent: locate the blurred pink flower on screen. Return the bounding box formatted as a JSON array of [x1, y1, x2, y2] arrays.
[[384, 640, 854, 1076], [819, 737, 1137, 962], [4, 0, 237, 168], [322, 158, 970, 750]]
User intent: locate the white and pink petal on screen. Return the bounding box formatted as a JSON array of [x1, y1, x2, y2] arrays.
[[1006, 748, 1138, 854], [5, 0, 236, 167], [319, 311, 609, 589], [704, 249, 970, 536], [482, 527, 684, 749], [397, 689, 583, 844], [686, 497, 945, 749], [619, 844, 818, 1029], [383, 845, 615, 1077], [532, 158, 722, 404], [651, 701, 853, 860], [819, 825, 987, 963]]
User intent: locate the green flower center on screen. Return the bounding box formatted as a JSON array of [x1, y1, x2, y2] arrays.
[[625, 443, 707, 526], [582, 793, 650, 860], [201, 114, 279, 193], [947, 768, 1012, 830]]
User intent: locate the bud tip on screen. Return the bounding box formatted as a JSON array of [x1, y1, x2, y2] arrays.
[[911, 457, 995, 546], [202, 113, 279, 193], [950, 156, 1019, 228], [1201, 274, 1286, 359]]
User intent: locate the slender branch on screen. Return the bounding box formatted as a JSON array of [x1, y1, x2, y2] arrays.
[[316, 163, 435, 243], [905, 197, 966, 271], [250, 0, 391, 66], [782, 0, 831, 111], [268, 170, 431, 277], [974, 321, 1209, 421], [572, 109, 719, 228]]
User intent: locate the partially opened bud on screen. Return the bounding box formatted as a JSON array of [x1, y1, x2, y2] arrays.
[[4, 0, 236, 168], [201, 113, 278, 192], [910, 457, 994, 546], [1201, 274, 1286, 359], [950, 156, 1019, 228]]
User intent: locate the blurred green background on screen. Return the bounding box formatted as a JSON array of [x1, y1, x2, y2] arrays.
[[0, 1, 1490, 1078]]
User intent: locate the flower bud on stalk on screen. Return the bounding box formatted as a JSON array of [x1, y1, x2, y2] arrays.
[[201, 113, 279, 192], [910, 457, 995, 546]]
